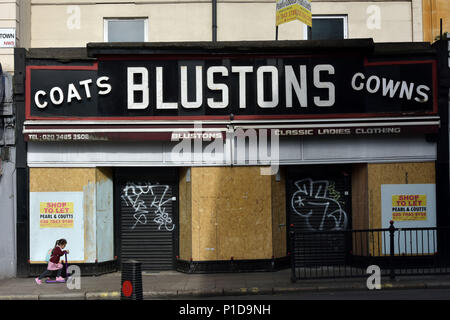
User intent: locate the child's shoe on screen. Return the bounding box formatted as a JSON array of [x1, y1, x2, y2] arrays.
[[35, 277, 42, 285], [55, 276, 65, 282]]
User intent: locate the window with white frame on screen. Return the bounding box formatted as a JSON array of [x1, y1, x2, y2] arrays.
[[304, 15, 348, 40], [104, 18, 148, 42]]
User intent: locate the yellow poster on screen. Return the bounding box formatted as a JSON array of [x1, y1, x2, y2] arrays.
[[391, 195, 427, 221], [39, 202, 75, 228], [276, 0, 312, 27]]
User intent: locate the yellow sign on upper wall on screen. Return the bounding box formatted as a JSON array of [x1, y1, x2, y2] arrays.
[[276, 0, 312, 27]]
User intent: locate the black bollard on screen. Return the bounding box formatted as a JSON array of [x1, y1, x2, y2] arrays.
[[121, 259, 143, 300], [389, 221, 396, 280]]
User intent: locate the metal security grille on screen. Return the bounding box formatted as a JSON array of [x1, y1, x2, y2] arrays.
[[119, 180, 177, 271], [287, 169, 351, 266]]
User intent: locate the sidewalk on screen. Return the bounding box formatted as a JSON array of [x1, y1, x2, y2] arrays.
[[1, 269, 450, 300]]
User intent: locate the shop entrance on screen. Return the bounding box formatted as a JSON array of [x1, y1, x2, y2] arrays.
[[286, 165, 352, 266], [115, 168, 179, 271]]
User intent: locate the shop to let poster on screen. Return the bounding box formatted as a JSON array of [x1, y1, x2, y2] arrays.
[[391, 194, 427, 221], [39, 201, 75, 228], [381, 184, 436, 255], [30, 192, 84, 262]]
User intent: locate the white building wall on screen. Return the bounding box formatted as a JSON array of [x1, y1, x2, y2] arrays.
[[27, 135, 436, 167], [29, 0, 422, 48]]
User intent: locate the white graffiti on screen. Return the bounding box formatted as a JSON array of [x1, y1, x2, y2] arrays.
[[121, 182, 175, 231], [291, 178, 348, 231]]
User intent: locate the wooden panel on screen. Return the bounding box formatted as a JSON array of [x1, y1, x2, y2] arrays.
[[368, 162, 436, 230], [30, 168, 96, 192], [352, 164, 369, 230], [351, 164, 369, 255], [191, 167, 273, 261], [422, 0, 450, 42]]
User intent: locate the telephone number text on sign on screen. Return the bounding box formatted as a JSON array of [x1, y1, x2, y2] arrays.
[[27, 133, 93, 141]]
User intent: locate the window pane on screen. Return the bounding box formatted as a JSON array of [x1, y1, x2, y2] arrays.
[[310, 18, 344, 40], [107, 19, 146, 42]]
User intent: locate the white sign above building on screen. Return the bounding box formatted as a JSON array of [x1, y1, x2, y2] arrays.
[[0, 29, 16, 48]]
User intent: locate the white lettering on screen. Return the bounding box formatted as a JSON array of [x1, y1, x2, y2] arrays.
[[313, 64, 335, 107], [97, 76, 112, 95], [366, 75, 380, 94], [35, 90, 48, 109], [231, 66, 253, 109], [181, 66, 203, 109], [382, 78, 401, 98], [399, 81, 414, 100], [128, 67, 149, 109], [352, 72, 430, 105], [79, 79, 93, 99], [285, 65, 307, 108], [257, 66, 278, 108], [67, 83, 82, 103], [351, 72, 365, 91], [415, 85, 430, 103], [156, 67, 178, 109], [50, 87, 64, 105], [207, 66, 229, 109]]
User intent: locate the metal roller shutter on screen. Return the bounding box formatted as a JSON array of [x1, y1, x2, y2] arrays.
[[119, 180, 177, 271], [287, 167, 351, 266]]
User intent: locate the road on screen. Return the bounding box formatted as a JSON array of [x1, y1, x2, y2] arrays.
[[169, 288, 450, 300]]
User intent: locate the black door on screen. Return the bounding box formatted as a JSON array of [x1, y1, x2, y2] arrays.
[[287, 165, 352, 266], [115, 168, 179, 271]]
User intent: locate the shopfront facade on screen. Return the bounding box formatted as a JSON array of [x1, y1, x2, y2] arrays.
[[14, 39, 449, 275]]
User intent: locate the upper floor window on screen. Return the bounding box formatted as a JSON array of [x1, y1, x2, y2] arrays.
[[104, 18, 148, 42], [305, 15, 348, 40]]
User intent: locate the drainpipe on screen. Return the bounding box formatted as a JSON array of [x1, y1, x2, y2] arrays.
[[212, 0, 217, 42]]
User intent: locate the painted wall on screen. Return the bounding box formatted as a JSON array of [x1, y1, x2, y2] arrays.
[[28, 0, 419, 47], [312, 1, 420, 42], [0, 148, 16, 278], [95, 168, 114, 263], [271, 168, 286, 259], [179, 167, 192, 261], [0, 0, 30, 279]]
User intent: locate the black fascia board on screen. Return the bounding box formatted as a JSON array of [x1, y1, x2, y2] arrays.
[[86, 39, 376, 57]]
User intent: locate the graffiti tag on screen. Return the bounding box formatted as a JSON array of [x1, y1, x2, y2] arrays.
[[121, 182, 175, 231], [291, 178, 348, 231]]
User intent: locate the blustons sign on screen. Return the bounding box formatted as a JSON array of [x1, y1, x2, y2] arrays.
[[25, 54, 437, 120]]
